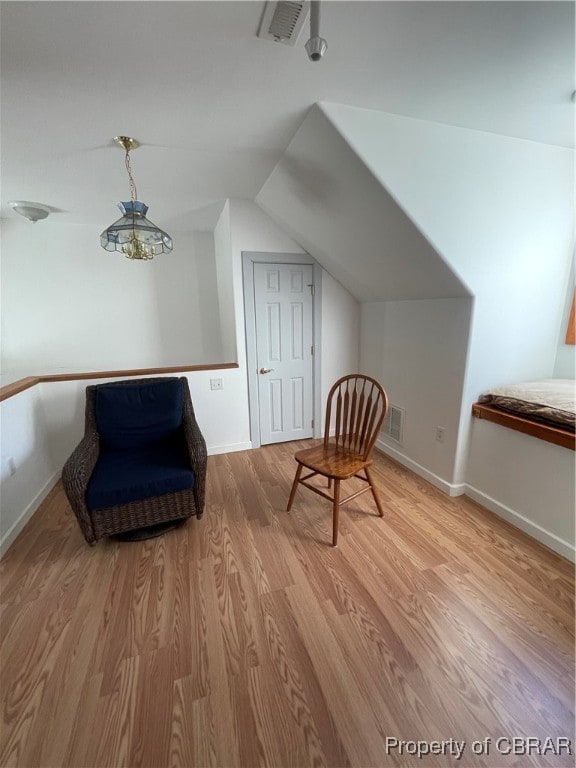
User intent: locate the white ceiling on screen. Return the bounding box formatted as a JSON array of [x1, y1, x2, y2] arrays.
[[1, 1, 573, 232]]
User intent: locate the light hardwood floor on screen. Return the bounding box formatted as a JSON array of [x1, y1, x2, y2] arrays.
[[1, 442, 574, 768]]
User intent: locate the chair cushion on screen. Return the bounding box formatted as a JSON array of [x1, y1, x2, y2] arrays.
[[95, 379, 184, 450], [86, 436, 194, 510]]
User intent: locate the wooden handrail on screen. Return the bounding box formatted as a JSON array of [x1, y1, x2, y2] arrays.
[[0, 362, 239, 403], [0, 377, 40, 402]]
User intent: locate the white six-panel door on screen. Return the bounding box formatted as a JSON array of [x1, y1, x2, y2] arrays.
[[254, 263, 314, 445]]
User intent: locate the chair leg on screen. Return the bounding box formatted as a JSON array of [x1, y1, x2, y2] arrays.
[[365, 466, 384, 517], [287, 463, 303, 511], [332, 479, 341, 546]]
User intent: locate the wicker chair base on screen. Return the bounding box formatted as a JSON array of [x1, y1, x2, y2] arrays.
[[114, 518, 187, 541], [91, 487, 198, 542]]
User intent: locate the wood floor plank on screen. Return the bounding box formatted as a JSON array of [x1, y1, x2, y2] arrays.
[[62, 672, 104, 768], [284, 580, 393, 767], [432, 560, 575, 707], [198, 558, 241, 768], [454, 546, 574, 645], [261, 589, 351, 768], [414, 567, 572, 734], [129, 646, 174, 768], [1, 444, 574, 767], [250, 519, 296, 594], [91, 654, 140, 768], [314, 542, 418, 673], [205, 501, 240, 576], [28, 547, 116, 768], [170, 686, 217, 768]]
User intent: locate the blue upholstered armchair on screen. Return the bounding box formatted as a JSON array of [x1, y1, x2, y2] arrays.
[[62, 377, 207, 544]]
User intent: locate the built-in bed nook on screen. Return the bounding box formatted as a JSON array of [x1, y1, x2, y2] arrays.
[[472, 378, 575, 450]]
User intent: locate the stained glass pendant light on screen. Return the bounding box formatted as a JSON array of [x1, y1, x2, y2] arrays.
[[100, 136, 173, 260]]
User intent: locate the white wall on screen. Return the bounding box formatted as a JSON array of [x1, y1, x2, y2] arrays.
[[0, 219, 224, 384], [153, 230, 224, 365], [0, 385, 57, 553], [320, 271, 360, 412], [361, 298, 472, 491], [214, 201, 236, 362], [466, 419, 575, 561]]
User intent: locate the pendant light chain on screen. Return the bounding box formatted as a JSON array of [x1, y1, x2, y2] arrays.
[[124, 148, 138, 204], [123, 146, 140, 255]]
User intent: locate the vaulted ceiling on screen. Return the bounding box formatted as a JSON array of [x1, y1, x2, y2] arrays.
[[1, 1, 573, 232]]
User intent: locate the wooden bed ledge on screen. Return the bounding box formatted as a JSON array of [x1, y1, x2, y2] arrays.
[[472, 402, 575, 451]]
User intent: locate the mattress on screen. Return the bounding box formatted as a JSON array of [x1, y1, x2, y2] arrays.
[[478, 379, 575, 432]]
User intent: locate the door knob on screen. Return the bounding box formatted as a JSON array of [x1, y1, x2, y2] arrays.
[[259, 367, 274, 374]]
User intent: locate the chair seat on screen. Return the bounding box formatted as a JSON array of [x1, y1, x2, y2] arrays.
[[295, 442, 373, 480], [86, 438, 195, 511]]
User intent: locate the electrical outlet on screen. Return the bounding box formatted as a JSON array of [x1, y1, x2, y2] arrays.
[[210, 378, 223, 391], [435, 427, 445, 443]]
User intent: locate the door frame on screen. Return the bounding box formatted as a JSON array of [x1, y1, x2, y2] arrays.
[[242, 251, 323, 449]]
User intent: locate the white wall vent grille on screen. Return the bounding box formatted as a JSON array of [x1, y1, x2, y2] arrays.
[[382, 405, 404, 444], [257, 2, 309, 46]]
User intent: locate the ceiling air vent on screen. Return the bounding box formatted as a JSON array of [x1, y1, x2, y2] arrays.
[[257, 1, 309, 46], [382, 405, 404, 444]]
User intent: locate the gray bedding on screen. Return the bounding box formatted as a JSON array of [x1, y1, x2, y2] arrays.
[[478, 379, 575, 432]]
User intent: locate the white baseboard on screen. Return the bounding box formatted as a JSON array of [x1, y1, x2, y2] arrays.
[[0, 471, 60, 559], [465, 485, 576, 563], [207, 441, 252, 456], [376, 439, 464, 497]]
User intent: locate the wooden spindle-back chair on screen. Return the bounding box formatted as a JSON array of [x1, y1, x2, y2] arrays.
[[287, 374, 388, 546]]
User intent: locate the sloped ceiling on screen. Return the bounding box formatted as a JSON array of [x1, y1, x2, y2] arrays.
[[1, 2, 573, 232], [320, 102, 574, 296], [257, 105, 471, 302]]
